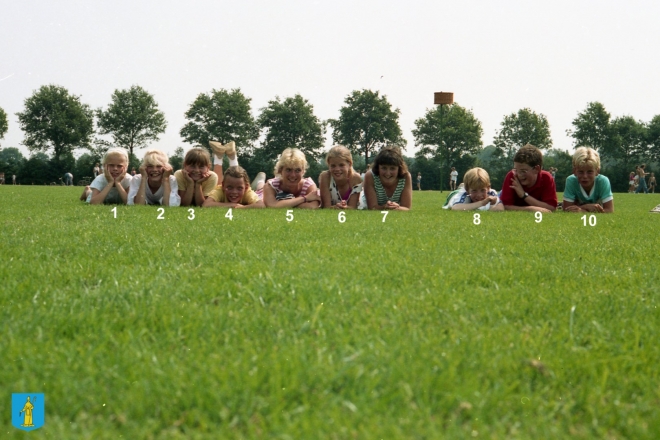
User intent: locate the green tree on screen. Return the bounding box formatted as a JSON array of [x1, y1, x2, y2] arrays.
[[20, 152, 51, 185], [0, 147, 26, 178], [16, 85, 94, 160], [609, 116, 647, 170], [169, 147, 185, 172], [0, 107, 8, 146], [494, 108, 552, 157], [96, 85, 167, 157], [329, 89, 403, 164], [257, 94, 325, 162], [74, 153, 98, 184], [180, 88, 258, 154], [567, 102, 613, 152], [543, 149, 573, 192], [413, 104, 483, 162], [647, 114, 660, 163]]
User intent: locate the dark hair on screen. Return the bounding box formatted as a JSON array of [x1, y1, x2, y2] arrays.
[[513, 144, 543, 168], [371, 147, 408, 178]]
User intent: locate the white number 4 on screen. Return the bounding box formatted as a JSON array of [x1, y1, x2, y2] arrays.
[[225, 208, 233, 221]]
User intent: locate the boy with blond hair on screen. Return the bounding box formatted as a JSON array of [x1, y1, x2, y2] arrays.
[[500, 144, 557, 212], [563, 147, 613, 213], [443, 167, 503, 211]]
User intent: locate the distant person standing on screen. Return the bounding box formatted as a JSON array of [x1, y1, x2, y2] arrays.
[[635, 164, 649, 194], [64, 172, 73, 186], [93, 163, 101, 177], [416, 172, 422, 190], [649, 173, 656, 193], [449, 167, 458, 191], [628, 171, 636, 193], [12, 174, 16, 185]]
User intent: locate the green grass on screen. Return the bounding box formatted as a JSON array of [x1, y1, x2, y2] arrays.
[[1, 186, 659, 439]]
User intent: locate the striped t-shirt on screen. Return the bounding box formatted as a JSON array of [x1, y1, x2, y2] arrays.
[[373, 174, 405, 205]]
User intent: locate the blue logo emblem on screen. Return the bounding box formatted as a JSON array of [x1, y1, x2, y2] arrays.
[[12, 393, 45, 431]]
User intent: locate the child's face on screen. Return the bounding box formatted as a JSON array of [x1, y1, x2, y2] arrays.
[[574, 165, 599, 190], [105, 155, 127, 179], [223, 175, 247, 203], [281, 165, 304, 183], [512, 162, 539, 187], [328, 157, 351, 180], [146, 164, 165, 182], [468, 186, 490, 202], [378, 165, 399, 183], [184, 163, 209, 181]]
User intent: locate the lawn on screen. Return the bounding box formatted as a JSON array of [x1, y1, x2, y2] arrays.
[[1, 186, 659, 439]]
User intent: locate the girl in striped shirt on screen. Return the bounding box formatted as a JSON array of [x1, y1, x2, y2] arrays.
[[363, 147, 412, 211]]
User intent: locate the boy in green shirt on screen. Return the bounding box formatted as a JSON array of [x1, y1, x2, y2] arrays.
[[563, 147, 614, 213]]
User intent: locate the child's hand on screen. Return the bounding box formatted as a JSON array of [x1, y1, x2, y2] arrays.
[[139, 164, 148, 178], [181, 170, 194, 184], [334, 200, 348, 209], [385, 200, 399, 210], [162, 165, 173, 179], [305, 192, 320, 202], [510, 175, 524, 198], [582, 203, 604, 213], [196, 172, 211, 185], [564, 205, 582, 212], [485, 195, 498, 205], [104, 165, 113, 183], [532, 207, 552, 213]]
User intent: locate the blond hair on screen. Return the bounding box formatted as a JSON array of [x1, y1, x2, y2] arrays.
[[184, 147, 211, 168], [274, 148, 308, 176], [325, 145, 354, 177], [103, 147, 129, 165], [463, 167, 491, 191], [572, 147, 600, 170], [141, 149, 170, 168]]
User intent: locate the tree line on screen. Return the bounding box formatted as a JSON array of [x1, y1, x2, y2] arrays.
[[0, 85, 658, 192]]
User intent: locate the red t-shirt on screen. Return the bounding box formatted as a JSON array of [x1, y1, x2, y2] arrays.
[[500, 169, 557, 208]]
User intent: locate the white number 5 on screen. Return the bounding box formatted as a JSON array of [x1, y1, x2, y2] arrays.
[[286, 210, 294, 222]]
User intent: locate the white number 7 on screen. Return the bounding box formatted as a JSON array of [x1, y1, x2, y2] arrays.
[[381, 211, 389, 222]]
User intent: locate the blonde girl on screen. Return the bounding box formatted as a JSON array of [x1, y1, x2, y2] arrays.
[[263, 148, 320, 209], [174, 147, 218, 206], [127, 149, 180, 206], [318, 145, 362, 209], [80, 147, 132, 204], [203, 166, 265, 209]]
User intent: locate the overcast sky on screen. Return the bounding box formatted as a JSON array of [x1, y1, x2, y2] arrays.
[[2, 0, 659, 159]]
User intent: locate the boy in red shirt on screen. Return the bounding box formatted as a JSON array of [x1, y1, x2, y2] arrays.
[[500, 144, 557, 212]]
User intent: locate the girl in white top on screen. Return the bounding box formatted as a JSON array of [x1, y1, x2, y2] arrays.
[[318, 145, 362, 209], [127, 149, 180, 206], [81, 147, 132, 204]]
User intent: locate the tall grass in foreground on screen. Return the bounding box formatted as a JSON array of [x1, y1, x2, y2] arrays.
[[1, 186, 659, 439]]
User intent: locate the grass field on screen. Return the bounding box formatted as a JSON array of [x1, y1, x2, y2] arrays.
[[1, 186, 659, 439]]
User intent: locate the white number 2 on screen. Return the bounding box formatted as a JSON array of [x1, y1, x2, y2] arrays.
[[157, 207, 165, 220]]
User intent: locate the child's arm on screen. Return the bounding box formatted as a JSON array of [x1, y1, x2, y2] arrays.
[[133, 169, 148, 205], [393, 173, 413, 211], [364, 172, 387, 210], [236, 200, 265, 209], [263, 183, 319, 208], [161, 167, 173, 207], [298, 183, 321, 209], [89, 181, 114, 205], [319, 171, 333, 208], [508, 175, 555, 211], [115, 177, 129, 204], [179, 170, 195, 207], [192, 176, 210, 207], [451, 196, 496, 211]]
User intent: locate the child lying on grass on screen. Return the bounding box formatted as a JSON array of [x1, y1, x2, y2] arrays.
[[443, 167, 503, 211], [127, 149, 180, 206], [562, 147, 613, 213], [80, 147, 132, 205], [203, 166, 265, 209]]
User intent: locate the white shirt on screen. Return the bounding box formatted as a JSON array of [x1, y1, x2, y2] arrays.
[[87, 174, 132, 204], [127, 175, 180, 206]]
